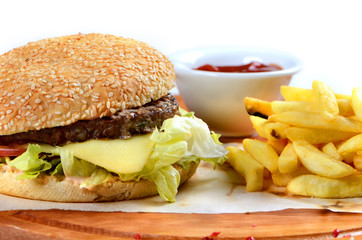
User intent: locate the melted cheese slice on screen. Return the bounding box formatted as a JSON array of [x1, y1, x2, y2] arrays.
[[63, 134, 154, 174]]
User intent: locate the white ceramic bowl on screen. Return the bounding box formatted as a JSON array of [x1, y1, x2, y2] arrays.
[[170, 46, 302, 137]]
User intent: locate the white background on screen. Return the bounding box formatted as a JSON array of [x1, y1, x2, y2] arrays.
[[0, 0, 361, 94]]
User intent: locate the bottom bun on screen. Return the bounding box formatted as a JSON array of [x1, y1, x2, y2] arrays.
[[0, 162, 198, 202]]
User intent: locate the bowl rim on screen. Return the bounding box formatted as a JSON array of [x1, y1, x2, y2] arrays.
[[170, 46, 303, 79]]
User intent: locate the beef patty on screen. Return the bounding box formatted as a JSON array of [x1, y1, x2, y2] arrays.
[[0, 93, 179, 146]]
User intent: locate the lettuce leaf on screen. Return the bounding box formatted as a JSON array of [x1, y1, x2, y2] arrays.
[[50, 161, 63, 176], [6, 145, 54, 179], [37, 145, 111, 189], [144, 165, 180, 202], [58, 148, 97, 178], [80, 168, 113, 189], [119, 114, 228, 202], [6, 109, 228, 202]]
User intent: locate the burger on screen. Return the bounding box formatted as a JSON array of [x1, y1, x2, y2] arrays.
[[0, 33, 227, 202]]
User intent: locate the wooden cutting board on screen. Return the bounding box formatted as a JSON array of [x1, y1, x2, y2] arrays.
[[0, 95, 361, 239], [0, 209, 362, 239]]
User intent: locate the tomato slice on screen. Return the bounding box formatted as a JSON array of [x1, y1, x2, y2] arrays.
[[0, 146, 27, 156]]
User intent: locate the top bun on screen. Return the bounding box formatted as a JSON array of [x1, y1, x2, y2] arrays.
[[0, 33, 175, 135]]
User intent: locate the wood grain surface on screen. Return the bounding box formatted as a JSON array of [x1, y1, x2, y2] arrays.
[[0, 209, 362, 239], [0, 95, 361, 239]]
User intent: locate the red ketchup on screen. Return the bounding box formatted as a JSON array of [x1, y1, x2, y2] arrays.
[[195, 61, 282, 73]]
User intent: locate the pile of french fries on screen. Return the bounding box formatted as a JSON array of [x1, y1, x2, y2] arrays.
[[226, 80, 362, 198]]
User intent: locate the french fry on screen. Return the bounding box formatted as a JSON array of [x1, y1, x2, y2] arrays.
[[352, 87, 362, 121], [272, 167, 310, 187], [337, 99, 354, 116], [249, 116, 268, 138], [280, 86, 315, 102], [244, 97, 273, 119], [312, 80, 339, 120], [281, 85, 351, 102], [243, 139, 279, 173], [335, 93, 353, 100], [262, 122, 289, 141], [269, 111, 362, 133], [285, 127, 356, 144], [337, 133, 362, 156], [287, 174, 362, 198], [272, 172, 293, 187], [228, 81, 362, 199], [267, 139, 288, 155], [271, 101, 315, 114], [271, 99, 353, 117], [353, 152, 362, 171], [226, 146, 264, 192], [321, 142, 343, 161], [293, 140, 356, 178], [343, 152, 356, 164], [278, 142, 299, 174]]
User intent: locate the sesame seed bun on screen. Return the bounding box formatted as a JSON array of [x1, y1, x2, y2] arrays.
[[0, 162, 198, 202], [0, 33, 175, 135]]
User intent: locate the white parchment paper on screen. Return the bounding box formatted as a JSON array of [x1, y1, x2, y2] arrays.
[[1, 161, 361, 213]]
